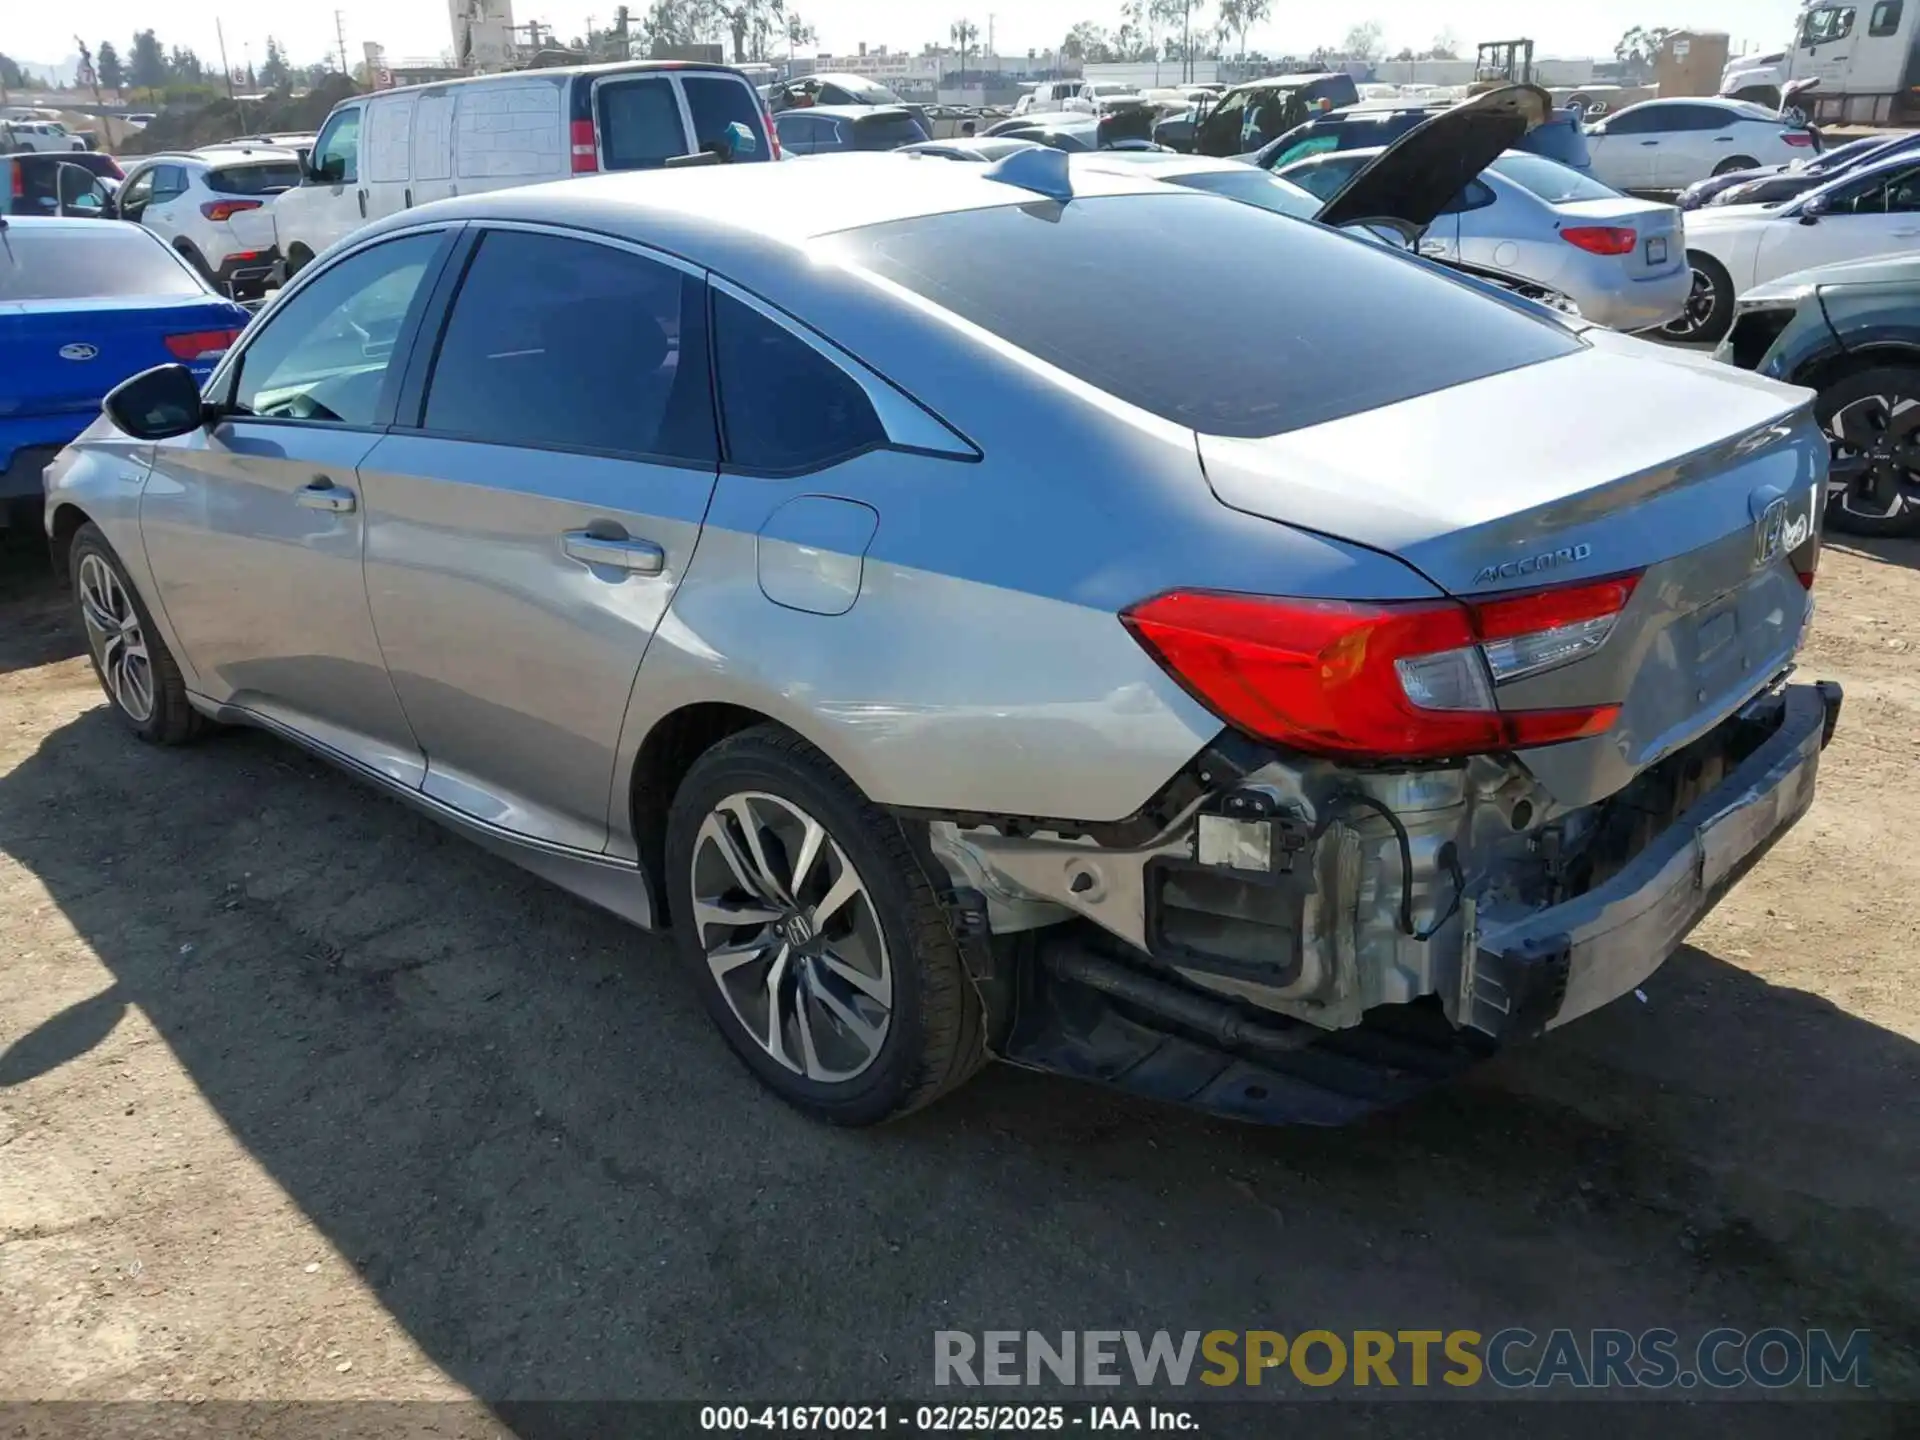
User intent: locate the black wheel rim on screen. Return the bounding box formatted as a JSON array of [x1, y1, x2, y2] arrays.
[[1661, 267, 1720, 340], [1827, 392, 1920, 521]]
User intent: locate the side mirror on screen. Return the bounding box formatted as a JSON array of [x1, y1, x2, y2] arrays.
[[104, 365, 207, 440], [1800, 194, 1830, 224]]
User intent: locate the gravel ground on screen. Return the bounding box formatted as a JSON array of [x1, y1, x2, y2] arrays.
[[1, 526, 1917, 1434]]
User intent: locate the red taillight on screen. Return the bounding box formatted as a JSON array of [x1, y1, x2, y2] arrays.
[[1560, 225, 1639, 256], [10, 165, 22, 199], [570, 118, 599, 173], [1121, 578, 1639, 761], [1783, 130, 1815, 147], [200, 198, 263, 221], [165, 328, 243, 361], [766, 107, 783, 159]]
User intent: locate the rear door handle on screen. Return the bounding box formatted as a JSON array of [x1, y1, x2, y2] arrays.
[[1640, 140, 1660, 146], [357, 189, 367, 217], [296, 478, 356, 513], [562, 530, 664, 575]]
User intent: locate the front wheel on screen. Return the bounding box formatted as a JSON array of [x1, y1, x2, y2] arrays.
[[1816, 366, 1920, 537], [665, 726, 988, 1125], [68, 523, 207, 744], [1657, 251, 1735, 346]]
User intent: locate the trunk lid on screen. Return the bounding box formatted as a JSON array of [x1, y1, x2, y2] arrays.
[[0, 295, 248, 424], [1196, 332, 1824, 806], [1316, 82, 1553, 235]]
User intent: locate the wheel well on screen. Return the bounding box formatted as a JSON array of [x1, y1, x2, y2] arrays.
[[1793, 344, 1920, 396], [47, 502, 91, 580], [628, 702, 778, 923]]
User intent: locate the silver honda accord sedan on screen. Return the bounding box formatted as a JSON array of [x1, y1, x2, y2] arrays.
[[45, 149, 1840, 1127]]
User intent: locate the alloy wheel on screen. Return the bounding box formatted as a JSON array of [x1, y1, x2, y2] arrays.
[[1827, 391, 1920, 521], [76, 553, 156, 723], [1661, 267, 1721, 342], [689, 791, 893, 1084]]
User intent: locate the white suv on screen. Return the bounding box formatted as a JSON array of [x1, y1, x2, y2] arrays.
[[1, 119, 88, 153], [115, 146, 305, 299]]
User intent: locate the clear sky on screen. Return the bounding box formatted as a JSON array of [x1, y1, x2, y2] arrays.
[[9, 1, 1807, 76]]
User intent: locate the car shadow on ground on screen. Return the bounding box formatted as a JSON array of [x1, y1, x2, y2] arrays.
[[0, 532, 83, 675], [1825, 533, 1920, 572], [0, 708, 1915, 1428]]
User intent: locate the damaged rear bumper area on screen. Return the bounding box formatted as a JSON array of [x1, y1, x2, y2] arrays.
[[1464, 679, 1840, 1040], [964, 681, 1842, 1126]]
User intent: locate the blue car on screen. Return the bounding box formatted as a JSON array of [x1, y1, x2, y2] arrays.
[[1, 216, 249, 528]]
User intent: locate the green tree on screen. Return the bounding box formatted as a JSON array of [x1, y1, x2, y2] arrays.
[[784, 8, 815, 60], [96, 41, 124, 92], [1061, 21, 1114, 63], [1614, 25, 1675, 78], [258, 36, 291, 90], [128, 29, 167, 94], [1342, 21, 1383, 61], [1423, 28, 1459, 60], [169, 47, 205, 82], [1217, 0, 1269, 59], [950, 17, 980, 83]]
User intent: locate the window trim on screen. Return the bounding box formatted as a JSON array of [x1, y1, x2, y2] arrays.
[[396, 218, 721, 471], [709, 274, 979, 476], [206, 223, 462, 435]]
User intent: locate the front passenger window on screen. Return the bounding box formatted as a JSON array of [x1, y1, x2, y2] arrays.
[[311, 107, 361, 183], [231, 232, 440, 426]]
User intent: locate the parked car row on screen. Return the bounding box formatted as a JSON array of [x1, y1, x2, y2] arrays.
[[16, 80, 1847, 1132]]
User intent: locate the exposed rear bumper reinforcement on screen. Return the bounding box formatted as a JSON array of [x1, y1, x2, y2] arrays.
[[1004, 681, 1841, 1126], [1465, 680, 1840, 1041]]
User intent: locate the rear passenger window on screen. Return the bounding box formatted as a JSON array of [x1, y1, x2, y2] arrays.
[[712, 292, 885, 473], [597, 78, 689, 169], [683, 74, 770, 161], [421, 230, 715, 462]]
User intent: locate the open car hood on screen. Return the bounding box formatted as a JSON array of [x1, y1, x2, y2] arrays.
[[1314, 83, 1553, 234]]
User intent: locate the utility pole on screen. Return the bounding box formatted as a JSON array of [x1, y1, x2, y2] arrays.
[[987, 13, 994, 62], [216, 18, 236, 99], [334, 9, 350, 77]]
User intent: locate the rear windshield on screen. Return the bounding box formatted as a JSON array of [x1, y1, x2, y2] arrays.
[[682, 73, 772, 162], [831, 194, 1579, 438], [1489, 152, 1617, 204], [208, 161, 304, 194], [0, 225, 202, 301], [1163, 167, 1321, 219], [599, 79, 689, 169], [851, 113, 931, 150]]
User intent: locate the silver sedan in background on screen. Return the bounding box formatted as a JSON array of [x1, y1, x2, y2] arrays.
[[1276, 146, 1692, 331]]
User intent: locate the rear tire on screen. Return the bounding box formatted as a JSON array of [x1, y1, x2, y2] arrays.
[[1658, 251, 1735, 346], [1713, 155, 1759, 177], [664, 725, 988, 1126], [68, 523, 207, 745], [285, 244, 314, 278], [1814, 366, 1920, 538]]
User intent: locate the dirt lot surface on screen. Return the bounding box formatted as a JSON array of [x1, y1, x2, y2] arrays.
[[1, 527, 1917, 1432]]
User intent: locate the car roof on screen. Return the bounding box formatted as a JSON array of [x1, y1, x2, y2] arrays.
[[1071, 152, 1250, 180], [780, 105, 914, 120], [373, 151, 1171, 252], [361, 58, 754, 103]]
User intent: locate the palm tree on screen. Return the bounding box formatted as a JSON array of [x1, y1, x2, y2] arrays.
[[1220, 0, 1269, 59], [784, 8, 815, 64], [950, 18, 979, 91]]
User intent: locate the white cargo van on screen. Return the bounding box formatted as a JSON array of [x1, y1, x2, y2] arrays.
[[271, 60, 775, 274]]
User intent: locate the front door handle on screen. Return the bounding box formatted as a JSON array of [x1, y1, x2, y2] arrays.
[[357, 189, 367, 217], [296, 478, 356, 513], [1640, 140, 1660, 146], [562, 530, 664, 575]]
